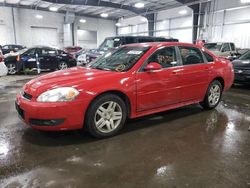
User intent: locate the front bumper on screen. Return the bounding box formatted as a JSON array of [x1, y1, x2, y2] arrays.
[[16, 93, 88, 131], [234, 73, 250, 83]]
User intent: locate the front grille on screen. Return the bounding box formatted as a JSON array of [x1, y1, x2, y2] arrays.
[[23, 92, 32, 100]]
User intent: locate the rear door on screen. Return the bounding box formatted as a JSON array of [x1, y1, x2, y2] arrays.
[[177, 46, 212, 102]]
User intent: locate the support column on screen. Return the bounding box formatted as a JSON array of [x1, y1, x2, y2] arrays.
[[190, 4, 200, 44], [146, 13, 155, 36]]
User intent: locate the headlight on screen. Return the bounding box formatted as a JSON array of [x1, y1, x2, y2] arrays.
[[37, 87, 80, 102]]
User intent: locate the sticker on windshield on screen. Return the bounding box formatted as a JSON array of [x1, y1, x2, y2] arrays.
[[127, 50, 143, 55]]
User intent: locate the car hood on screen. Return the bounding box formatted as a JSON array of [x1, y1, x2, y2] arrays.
[[23, 67, 121, 97], [232, 59, 250, 68]]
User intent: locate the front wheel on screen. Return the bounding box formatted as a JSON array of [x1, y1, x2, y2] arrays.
[[85, 94, 127, 138], [200, 80, 222, 110]]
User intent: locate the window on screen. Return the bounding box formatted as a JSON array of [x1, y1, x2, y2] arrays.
[[2, 45, 9, 50], [41, 48, 57, 55], [230, 43, 236, 51], [179, 46, 204, 65], [25, 48, 36, 56], [146, 46, 177, 68], [204, 52, 214, 62], [88, 46, 150, 72], [221, 43, 230, 52]]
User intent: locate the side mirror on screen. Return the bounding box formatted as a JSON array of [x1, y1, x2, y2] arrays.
[[144, 62, 162, 72]]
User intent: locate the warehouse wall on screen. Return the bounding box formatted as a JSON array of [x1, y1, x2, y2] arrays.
[[0, 7, 116, 48], [155, 6, 193, 43], [74, 16, 116, 48], [117, 6, 193, 43], [201, 0, 250, 48]]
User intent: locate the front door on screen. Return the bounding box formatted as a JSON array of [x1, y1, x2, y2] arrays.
[[136, 46, 182, 111]]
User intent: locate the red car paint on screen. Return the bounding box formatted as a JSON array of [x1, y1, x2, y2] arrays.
[[16, 42, 234, 131]]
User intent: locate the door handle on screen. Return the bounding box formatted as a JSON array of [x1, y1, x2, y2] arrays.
[[172, 69, 183, 75], [204, 67, 212, 72]]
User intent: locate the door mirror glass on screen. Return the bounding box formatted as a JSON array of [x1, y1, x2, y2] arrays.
[[144, 62, 162, 72]]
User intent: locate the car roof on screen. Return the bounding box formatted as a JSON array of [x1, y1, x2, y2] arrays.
[[124, 42, 201, 48], [105, 35, 177, 40]]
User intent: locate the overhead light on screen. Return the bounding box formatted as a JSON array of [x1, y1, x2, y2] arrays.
[[79, 19, 86, 23], [141, 17, 147, 22], [134, 2, 145, 8], [115, 22, 121, 27], [100, 13, 108, 18], [241, 0, 250, 3], [49, 7, 58, 12], [35, 15, 43, 19], [179, 9, 187, 15]]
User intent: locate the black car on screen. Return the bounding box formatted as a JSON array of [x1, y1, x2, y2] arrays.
[[84, 36, 179, 65], [1, 44, 26, 55], [4, 46, 77, 75], [232, 50, 250, 84]]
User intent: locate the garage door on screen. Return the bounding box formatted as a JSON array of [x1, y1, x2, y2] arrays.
[[77, 30, 97, 49], [31, 27, 58, 47]]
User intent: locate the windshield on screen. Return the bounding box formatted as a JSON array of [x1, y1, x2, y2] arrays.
[[239, 50, 250, 60], [204, 43, 222, 51], [88, 46, 150, 72], [99, 38, 122, 51]]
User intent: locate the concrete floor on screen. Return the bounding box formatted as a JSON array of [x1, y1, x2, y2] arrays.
[[0, 75, 250, 188]]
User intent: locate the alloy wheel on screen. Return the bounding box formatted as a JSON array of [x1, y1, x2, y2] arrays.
[[58, 62, 68, 70], [94, 101, 123, 133], [7, 64, 17, 75], [208, 84, 221, 106]]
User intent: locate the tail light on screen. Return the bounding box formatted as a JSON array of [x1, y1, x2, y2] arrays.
[[0, 56, 3, 62], [16, 55, 20, 62]]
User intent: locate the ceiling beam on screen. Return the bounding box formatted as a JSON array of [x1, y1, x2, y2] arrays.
[[0, 3, 117, 20], [41, 0, 148, 15]]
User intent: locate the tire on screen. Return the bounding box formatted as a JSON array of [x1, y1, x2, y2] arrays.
[[6, 63, 17, 75], [85, 94, 127, 138], [58, 62, 68, 70], [200, 80, 222, 110]]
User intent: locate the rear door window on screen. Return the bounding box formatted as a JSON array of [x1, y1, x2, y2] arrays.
[[203, 52, 214, 62], [179, 46, 204, 65]]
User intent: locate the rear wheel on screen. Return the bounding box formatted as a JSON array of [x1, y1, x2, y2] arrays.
[[58, 62, 68, 70], [200, 80, 222, 110], [85, 94, 127, 138], [6, 63, 17, 75]]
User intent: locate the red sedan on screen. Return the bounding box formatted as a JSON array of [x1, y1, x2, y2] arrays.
[[16, 42, 234, 138]]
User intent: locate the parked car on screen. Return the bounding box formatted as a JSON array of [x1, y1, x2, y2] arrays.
[[16, 42, 234, 138], [204, 42, 237, 58], [1, 44, 26, 55], [0, 49, 8, 76], [232, 50, 250, 84], [83, 36, 179, 65], [227, 49, 249, 61], [4, 46, 76, 75], [0, 48, 4, 62], [64, 46, 82, 54]]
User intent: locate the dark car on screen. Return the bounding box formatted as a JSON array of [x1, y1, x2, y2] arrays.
[[1, 44, 26, 55], [83, 36, 179, 65], [4, 46, 76, 75], [232, 50, 250, 84]]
